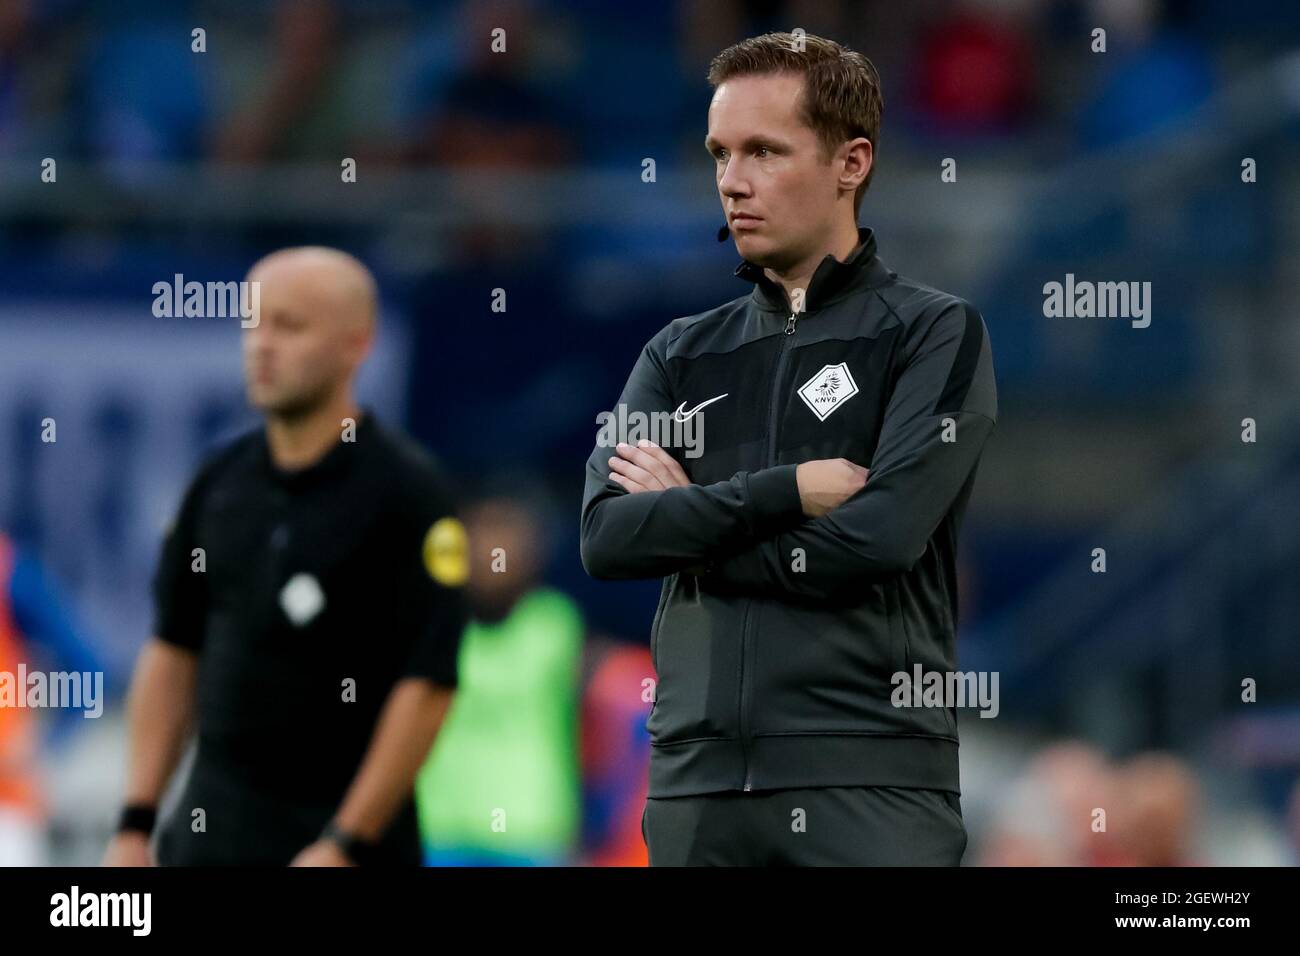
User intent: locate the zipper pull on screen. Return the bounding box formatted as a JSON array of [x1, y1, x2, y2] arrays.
[[785, 312, 797, 335]]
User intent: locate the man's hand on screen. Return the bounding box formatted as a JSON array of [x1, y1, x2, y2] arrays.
[[101, 832, 154, 867], [611, 443, 867, 519], [608, 440, 689, 492], [608, 440, 709, 573], [289, 839, 355, 867], [796, 459, 869, 518]]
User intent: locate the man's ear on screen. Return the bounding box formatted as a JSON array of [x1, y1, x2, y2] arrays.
[[839, 136, 873, 194]]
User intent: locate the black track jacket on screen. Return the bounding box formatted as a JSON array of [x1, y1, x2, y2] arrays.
[[581, 226, 997, 797]]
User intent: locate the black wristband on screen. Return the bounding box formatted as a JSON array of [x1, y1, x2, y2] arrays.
[[117, 804, 157, 836], [320, 822, 380, 866]]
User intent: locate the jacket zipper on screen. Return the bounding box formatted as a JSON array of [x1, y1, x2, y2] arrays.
[[739, 308, 800, 792]]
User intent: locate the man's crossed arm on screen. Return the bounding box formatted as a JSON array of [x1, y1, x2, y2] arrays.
[[579, 301, 996, 595], [578, 327, 871, 581], [601, 440, 868, 580]]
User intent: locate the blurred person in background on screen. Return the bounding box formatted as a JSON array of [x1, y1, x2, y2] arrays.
[[974, 742, 1203, 866], [910, 0, 1038, 136], [576, 636, 653, 867], [209, 0, 340, 165], [0, 530, 104, 866], [1109, 751, 1201, 866], [0, 0, 36, 157], [101, 246, 468, 866], [1077, 0, 1214, 149], [975, 741, 1120, 866], [416, 495, 583, 866], [411, 0, 569, 173]]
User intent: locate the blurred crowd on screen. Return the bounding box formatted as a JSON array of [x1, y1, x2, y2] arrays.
[[3, 0, 1279, 171]]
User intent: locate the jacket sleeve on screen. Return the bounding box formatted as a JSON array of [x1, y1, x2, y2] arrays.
[[580, 325, 805, 580], [701, 300, 997, 599]]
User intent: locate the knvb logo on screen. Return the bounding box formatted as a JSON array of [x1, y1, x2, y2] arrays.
[[797, 363, 858, 421]]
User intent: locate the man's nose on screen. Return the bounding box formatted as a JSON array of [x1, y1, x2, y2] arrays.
[[718, 157, 751, 197]]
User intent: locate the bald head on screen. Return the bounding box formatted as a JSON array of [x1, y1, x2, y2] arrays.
[[247, 246, 377, 333], [242, 246, 378, 418]]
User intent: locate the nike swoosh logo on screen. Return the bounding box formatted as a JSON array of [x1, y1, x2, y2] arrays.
[[672, 393, 729, 422]]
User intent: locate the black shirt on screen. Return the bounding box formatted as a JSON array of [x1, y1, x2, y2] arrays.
[[152, 409, 468, 861]]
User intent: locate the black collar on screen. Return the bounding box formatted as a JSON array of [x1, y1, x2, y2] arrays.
[[734, 225, 894, 314], [261, 406, 375, 490]]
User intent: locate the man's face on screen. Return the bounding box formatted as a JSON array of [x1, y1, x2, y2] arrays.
[[241, 262, 362, 417], [465, 500, 541, 610], [706, 72, 842, 272]]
